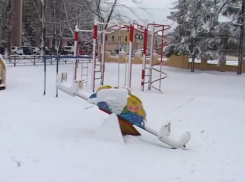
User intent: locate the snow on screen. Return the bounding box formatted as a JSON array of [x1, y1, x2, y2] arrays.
[[91, 88, 128, 115], [76, 90, 91, 100], [92, 113, 125, 145], [1, 63, 245, 182], [57, 81, 79, 96]]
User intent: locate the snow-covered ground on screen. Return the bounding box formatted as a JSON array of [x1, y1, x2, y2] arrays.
[[1, 62, 245, 182]]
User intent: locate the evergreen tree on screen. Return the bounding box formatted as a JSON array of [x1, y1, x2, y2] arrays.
[[220, 0, 243, 58], [166, 0, 223, 64]]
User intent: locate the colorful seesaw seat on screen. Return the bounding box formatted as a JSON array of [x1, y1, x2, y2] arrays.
[[89, 85, 147, 136]]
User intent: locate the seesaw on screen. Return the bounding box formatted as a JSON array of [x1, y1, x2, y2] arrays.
[[56, 74, 191, 149]]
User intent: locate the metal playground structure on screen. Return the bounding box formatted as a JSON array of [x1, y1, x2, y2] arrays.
[[68, 20, 171, 93], [53, 21, 191, 149]]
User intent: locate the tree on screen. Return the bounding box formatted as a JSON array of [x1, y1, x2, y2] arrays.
[[23, 0, 42, 46], [55, 0, 94, 53], [215, 22, 240, 61], [84, 0, 146, 29], [80, 0, 147, 58], [0, 0, 12, 56], [166, 0, 228, 71], [221, 0, 245, 74], [40, 0, 46, 56], [20, 0, 46, 55], [22, 0, 94, 55], [4, 0, 145, 56]]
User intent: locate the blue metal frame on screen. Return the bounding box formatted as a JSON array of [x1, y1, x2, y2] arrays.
[[43, 55, 92, 59]]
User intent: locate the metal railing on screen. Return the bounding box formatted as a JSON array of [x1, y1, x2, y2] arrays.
[[3, 55, 92, 66]]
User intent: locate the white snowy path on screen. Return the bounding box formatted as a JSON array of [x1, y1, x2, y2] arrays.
[[1, 63, 245, 182]]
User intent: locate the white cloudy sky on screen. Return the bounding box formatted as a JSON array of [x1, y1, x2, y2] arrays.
[[127, 0, 175, 23], [124, 0, 177, 31], [124, 0, 230, 31]]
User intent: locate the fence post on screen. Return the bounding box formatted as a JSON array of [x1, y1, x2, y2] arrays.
[[34, 56, 36, 66], [14, 56, 16, 67]]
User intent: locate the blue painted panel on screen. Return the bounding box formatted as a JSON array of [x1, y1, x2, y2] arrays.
[[97, 101, 145, 129]]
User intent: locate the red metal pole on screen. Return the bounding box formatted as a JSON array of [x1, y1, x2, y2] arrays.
[[73, 30, 79, 81], [92, 22, 98, 92], [127, 24, 134, 88], [141, 26, 148, 91]]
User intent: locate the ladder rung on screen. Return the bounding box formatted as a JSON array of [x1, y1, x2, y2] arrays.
[[81, 74, 88, 76], [82, 67, 88, 68], [94, 71, 101, 73], [95, 78, 101, 80]]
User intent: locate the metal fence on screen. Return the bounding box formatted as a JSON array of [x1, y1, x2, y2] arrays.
[[3, 55, 92, 66]]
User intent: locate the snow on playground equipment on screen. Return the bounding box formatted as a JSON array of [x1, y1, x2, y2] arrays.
[[56, 82, 191, 149], [54, 21, 191, 149], [0, 55, 6, 90]]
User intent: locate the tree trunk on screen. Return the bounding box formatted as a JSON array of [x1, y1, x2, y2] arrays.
[[2, 0, 12, 57], [191, 54, 195, 72], [238, 0, 244, 75], [40, 0, 46, 57]]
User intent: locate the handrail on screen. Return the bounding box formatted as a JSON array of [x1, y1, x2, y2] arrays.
[[4, 55, 92, 67]]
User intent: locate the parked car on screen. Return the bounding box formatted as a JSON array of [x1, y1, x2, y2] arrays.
[[22, 46, 33, 55], [34, 47, 52, 55], [32, 47, 40, 55], [11, 46, 23, 55], [61, 46, 74, 55], [45, 47, 52, 55], [134, 48, 150, 56]]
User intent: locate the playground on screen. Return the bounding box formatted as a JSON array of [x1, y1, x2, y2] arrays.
[[1, 62, 245, 181], [1, 20, 245, 181]]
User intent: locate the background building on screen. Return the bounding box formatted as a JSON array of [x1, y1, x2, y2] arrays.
[[106, 28, 165, 54]]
